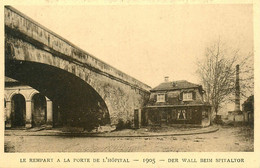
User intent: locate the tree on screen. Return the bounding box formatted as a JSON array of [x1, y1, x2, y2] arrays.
[[196, 39, 253, 115]]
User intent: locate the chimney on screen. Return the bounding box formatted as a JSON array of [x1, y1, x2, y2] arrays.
[[234, 64, 240, 112], [164, 76, 169, 82]]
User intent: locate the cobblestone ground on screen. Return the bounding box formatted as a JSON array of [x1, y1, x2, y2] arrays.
[[4, 126, 253, 152]]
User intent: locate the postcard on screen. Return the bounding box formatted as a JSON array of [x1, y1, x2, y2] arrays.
[[0, 0, 259, 167]]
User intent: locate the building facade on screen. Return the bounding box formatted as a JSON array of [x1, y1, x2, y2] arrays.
[[4, 77, 55, 128], [242, 95, 254, 124], [142, 79, 212, 127]]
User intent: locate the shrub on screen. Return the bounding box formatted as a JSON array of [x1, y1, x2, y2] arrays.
[[213, 115, 224, 125], [116, 119, 132, 130]]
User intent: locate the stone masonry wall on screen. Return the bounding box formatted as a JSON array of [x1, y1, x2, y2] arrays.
[[4, 6, 150, 92], [5, 6, 151, 126]]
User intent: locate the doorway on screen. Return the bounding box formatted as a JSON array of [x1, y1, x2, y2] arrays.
[[32, 93, 47, 127], [11, 94, 26, 127]]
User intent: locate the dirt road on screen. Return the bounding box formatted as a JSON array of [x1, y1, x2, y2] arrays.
[[5, 126, 253, 152]]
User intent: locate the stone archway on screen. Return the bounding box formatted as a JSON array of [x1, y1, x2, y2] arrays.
[[5, 6, 151, 129], [31, 93, 47, 127], [11, 94, 26, 127], [6, 60, 111, 130]]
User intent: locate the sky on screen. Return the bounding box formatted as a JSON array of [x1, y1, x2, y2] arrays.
[[12, 4, 253, 88]]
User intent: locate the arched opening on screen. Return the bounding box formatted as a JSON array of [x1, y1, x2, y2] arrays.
[[6, 60, 111, 130], [32, 93, 47, 127], [11, 94, 26, 127]]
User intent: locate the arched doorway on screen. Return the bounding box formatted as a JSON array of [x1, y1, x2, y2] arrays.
[[11, 94, 26, 127], [32, 93, 47, 127]]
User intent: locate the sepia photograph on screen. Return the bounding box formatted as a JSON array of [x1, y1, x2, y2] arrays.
[[1, 1, 259, 167]]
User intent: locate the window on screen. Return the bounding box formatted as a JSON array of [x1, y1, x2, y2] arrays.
[[183, 92, 193, 101], [157, 93, 165, 102], [202, 109, 209, 119], [177, 110, 186, 120]]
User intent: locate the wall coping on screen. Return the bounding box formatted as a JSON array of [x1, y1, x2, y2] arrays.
[[5, 6, 151, 92]]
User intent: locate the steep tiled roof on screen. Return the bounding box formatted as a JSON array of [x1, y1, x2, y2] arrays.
[[151, 80, 200, 92]]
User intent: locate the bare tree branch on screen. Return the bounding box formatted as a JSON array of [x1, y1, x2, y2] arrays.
[[196, 39, 254, 115]]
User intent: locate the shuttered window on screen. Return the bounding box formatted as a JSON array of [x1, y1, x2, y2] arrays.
[[182, 91, 196, 101], [183, 92, 193, 101], [157, 94, 165, 102], [177, 110, 187, 120]]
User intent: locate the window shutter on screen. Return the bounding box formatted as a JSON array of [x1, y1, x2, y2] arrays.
[[165, 93, 168, 102], [192, 91, 196, 100], [187, 109, 192, 120], [179, 92, 183, 100], [172, 110, 176, 119], [154, 94, 157, 102], [186, 109, 190, 119]]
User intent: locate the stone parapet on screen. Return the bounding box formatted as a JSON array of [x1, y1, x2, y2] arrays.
[[4, 6, 151, 93]]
